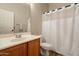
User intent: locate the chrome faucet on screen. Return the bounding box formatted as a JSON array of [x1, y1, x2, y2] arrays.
[[15, 34, 22, 38]]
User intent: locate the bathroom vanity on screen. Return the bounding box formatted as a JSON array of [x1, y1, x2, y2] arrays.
[[0, 5, 40, 56], [0, 34, 40, 56]]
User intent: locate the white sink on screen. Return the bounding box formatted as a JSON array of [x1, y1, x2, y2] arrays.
[[0, 35, 35, 44], [0, 35, 35, 43], [11, 38, 25, 42]]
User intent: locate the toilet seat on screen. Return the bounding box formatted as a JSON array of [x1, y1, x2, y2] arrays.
[[40, 43, 52, 50]]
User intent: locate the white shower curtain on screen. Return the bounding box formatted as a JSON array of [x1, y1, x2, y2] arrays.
[[57, 5, 75, 55], [42, 13, 51, 44], [50, 10, 58, 51], [71, 4, 79, 56], [42, 13, 47, 42], [42, 4, 79, 56], [63, 5, 75, 55], [56, 8, 65, 54]]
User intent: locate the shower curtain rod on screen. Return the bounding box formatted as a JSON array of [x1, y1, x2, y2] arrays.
[[43, 3, 78, 14]]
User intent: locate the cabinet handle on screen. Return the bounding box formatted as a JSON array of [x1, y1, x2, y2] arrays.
[[0, 52, 9, 55]]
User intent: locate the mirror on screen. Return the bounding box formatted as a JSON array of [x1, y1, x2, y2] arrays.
[[0, 3, 31, 34], [0, 9, 14, 34]]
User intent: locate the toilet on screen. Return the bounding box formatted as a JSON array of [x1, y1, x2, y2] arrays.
[[40, 43, 52, 56]]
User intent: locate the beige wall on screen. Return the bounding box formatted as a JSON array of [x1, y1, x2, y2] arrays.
[[0, 3, 30, 32], [30, 3, 48, 35], [49, 3, 72, 10]]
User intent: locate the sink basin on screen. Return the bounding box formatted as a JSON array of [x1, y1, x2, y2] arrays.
[[11, 35, 35, 42], [11, 37, 26, 42], [0, 35, 35, 45]]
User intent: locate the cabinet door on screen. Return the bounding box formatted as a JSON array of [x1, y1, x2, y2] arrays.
[[27, 39, 40, 56], [0, 43, 27, 56]]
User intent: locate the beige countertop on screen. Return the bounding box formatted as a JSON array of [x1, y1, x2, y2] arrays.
[[0, 32, 31, 39], [0, 32, 41, 50]]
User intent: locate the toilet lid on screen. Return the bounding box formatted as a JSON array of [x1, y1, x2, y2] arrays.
[[40, 43, 52, 50]]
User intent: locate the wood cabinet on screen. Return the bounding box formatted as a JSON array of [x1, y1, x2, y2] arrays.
[[27, 39, 40, 56], [0, 43, 27, 56], [0, 38, 40, 56]]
